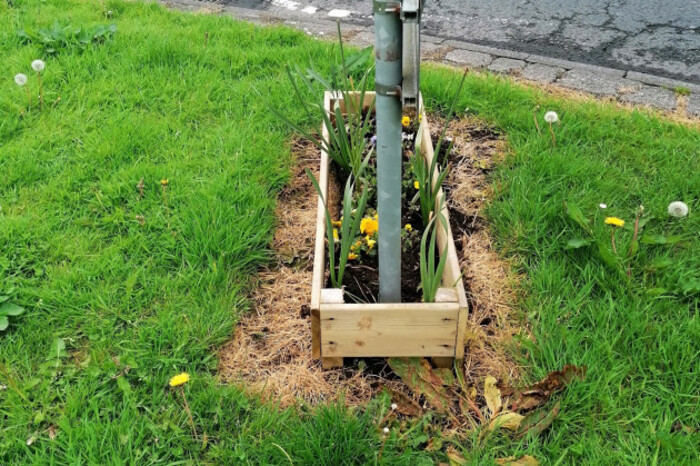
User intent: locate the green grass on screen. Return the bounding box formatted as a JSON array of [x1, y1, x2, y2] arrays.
[[1, 0, 698, 464]]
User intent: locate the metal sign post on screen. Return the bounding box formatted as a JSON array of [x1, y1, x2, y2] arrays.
[[373, 0, 422, 303]]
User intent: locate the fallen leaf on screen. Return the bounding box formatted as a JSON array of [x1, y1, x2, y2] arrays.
[[505, 365, 586, 412], [488, 411, 525, 432], [386, 387, 424, 417], [446, 446, 467, 465], [515, 401, 561, 438], [484, 375, 502, 416], [496, 455, 539, 465], [388, 358, 451, 413], [48, 425, 57, 440]]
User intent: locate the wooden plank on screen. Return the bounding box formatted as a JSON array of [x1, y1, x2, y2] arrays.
[[320, 302, 459, 357], [320, 289, 344, 368], [310, 92, 333, 358], [432, 288, 458, 367], [418, 98, 470, 358]]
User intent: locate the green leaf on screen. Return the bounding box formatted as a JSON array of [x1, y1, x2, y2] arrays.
[[0, 302, 25, 317], [597, 242, 618, 270], [0, 296, 9, 303], [116, 376, 132, 395], [34, 412, 46, 425], [0, 316, 8, 332], [564, 201, 592, 235], [566, 238, 592, 249], [47, 338, 68, 360], [645, 288, 667, 297], [640, 235, 684, 245]]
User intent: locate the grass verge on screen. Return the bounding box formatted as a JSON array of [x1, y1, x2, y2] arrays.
[[0, 0, 698, 463]]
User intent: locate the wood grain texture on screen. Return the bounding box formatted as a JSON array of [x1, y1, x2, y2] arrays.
[[320, 302, 459, 357]]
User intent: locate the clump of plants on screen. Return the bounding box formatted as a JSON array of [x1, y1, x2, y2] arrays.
[[18, 21, 116, 54], [0, 291, 25, 333], [276, 25, 466, 303], [564, 200, 696, 295]]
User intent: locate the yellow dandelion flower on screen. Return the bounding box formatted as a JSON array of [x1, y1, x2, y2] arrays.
[[333, 228, 339, 241], [347, 252, 358, 260], [160, 179, 169, 186], [604, 217, 625, 227], [169, 372, 190, 387], [414, 180, 420, 189], [404, 223, 412, 232], [402, 116, 410, 127], [360, 217, 379, 236]]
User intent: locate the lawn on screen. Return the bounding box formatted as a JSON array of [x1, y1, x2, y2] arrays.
[[0, 0, 698, 464]]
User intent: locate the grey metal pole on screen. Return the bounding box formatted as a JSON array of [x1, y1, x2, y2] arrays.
[[374, 0, 403, 303]]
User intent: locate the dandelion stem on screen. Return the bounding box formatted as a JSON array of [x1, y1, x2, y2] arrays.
[[179, 386, 198, 440], [610, 227, 617, 254], [627, 211, 641, 277], [533, 106, 542, 135], [25, 87, 31, 112], [548, 122, 556, 147], [37, 72, 43, 110]]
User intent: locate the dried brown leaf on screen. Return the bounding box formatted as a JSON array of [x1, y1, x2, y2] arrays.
[[386, 386, 424, 417], [515, 401, 561, 439], [484, 375, 502, 416], [506, 365, 586, 412], [487, 411, 525, 432], [496, 455, 540, 465], [388, 358, 451, 413], [446, 446, 467, 465]]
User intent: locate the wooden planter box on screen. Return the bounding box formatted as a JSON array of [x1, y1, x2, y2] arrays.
[[310, 91, 469, 369]]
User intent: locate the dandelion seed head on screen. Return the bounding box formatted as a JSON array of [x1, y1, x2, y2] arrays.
[[668, 201, 688, 218], [544, 111, 559, 123], [31, 60, 45, 72], [599, 203, 607, 209], [391, 403, 398, 410], [383, 427, 390, 434], [14, 73, 27, 86]]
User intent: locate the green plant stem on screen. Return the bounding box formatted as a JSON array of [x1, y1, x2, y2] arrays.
[[610, 227, 617, 254], [179, 386, 198, 440], [548, 122, 556, 147], [37, 72, 43, 110]]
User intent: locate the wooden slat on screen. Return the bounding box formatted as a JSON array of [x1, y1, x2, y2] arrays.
[[320, 289, 344, 368], [418, 97, 470, 358], [320, 302, 459, 357], [310, 92, 333, 358]]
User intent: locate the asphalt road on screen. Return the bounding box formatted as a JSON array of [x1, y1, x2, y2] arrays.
[[227, 0, 700, 84]]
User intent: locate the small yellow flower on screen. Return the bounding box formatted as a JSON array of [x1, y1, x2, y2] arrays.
[[418, 113, 422, 123], [373, 212, 378, 221], [347, 252, 358, 260], [160, 179, 169, 186], [402, 116, 410, 127], [360, 217, 379, 236], [169, 372, 190, 387], [332, 218, 342, 228], [404, 224, 412, 232], [366, 237, 376, 249], [414, 180, 420, 189], [333, 228, 339, 241], [604, 217, 625, 227]]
